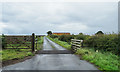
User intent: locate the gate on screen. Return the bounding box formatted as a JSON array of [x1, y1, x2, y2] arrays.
[[2, 33, 36, 52], [71, 39, 83, 52]]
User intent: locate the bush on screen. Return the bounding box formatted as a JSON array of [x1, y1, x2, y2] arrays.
[[84, 34, 118, 54], [76, 34, 90, 40], [50, 35, 59, 38], [58, 35, 74, 43]]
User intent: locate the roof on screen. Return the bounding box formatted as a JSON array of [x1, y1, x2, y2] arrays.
[[53, 32, 70, 33]]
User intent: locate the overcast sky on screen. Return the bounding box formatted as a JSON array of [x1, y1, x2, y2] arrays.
[[0, 1, 118, 35]]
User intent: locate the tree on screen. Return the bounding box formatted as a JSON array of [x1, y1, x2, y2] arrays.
[[95, 31, 104, 35], [79, 33, 83, 35], [47, 31, 52, 35]]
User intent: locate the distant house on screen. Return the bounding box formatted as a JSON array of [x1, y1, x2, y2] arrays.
[[53, 32, 70, 35]]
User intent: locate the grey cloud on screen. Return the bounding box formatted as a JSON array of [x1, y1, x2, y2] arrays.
[[1, 2, 118, 35]]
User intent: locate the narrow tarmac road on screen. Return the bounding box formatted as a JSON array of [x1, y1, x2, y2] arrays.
[[2, 37, 99, 71]]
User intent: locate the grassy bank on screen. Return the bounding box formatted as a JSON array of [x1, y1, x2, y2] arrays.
[[75, 48, 119, 71], [47, 36, 71, 50], [0, 49, 34, 61], [48, 36, 119, 71]]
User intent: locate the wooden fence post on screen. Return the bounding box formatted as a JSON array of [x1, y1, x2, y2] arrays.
[[32, 33, 35, 52], [2, 34, 6, 49]]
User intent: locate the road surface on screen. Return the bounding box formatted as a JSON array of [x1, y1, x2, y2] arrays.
[[2, 37, 99, 71]]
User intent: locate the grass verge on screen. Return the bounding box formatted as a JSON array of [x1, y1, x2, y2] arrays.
[[75, 48, 120, 71], [47, 36, 71, 50], [0, 49, 34, 61], [36, 37, 44, 50]]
